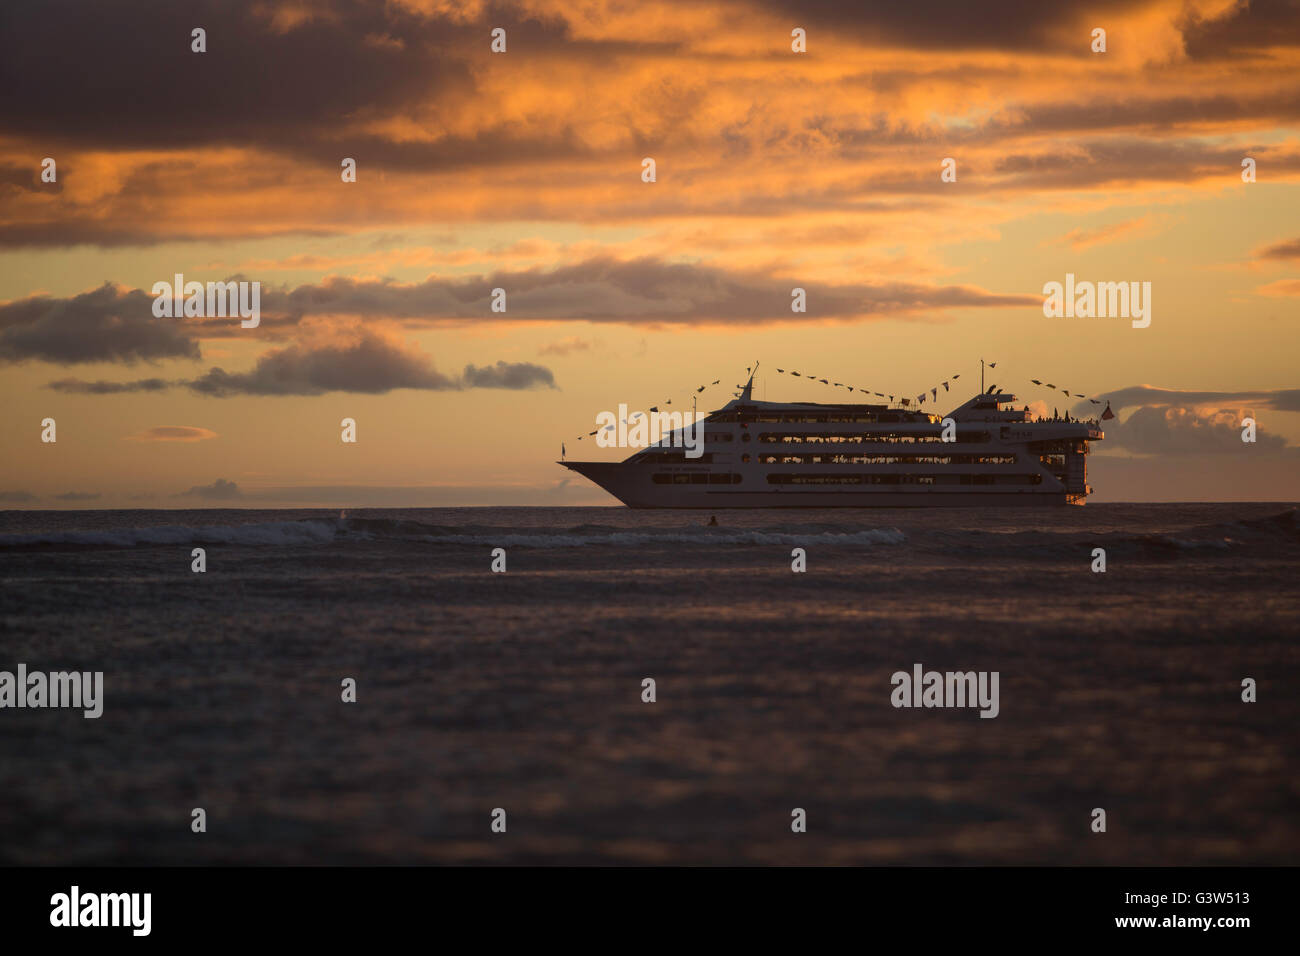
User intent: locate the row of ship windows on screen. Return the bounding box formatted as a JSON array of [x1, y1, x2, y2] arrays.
[[649, 473, 1046, 485], [642, 452, 1061, 466], [749, 454, 1018, 465], [636, 452, 717, 463], [668, 432, 997, 445], [1028, 440, 1089, 454], [639, 452, 1021, 465], [709, 413, 934, 424], [767, 474, 1045, 486], [651, 473, 744, 484], [757, 432, 992, 444]]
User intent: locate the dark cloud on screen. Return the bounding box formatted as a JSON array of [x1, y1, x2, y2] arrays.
[[180, 478, 242, 500], [992, 137, 1300, 190], [13, 260, 1036, 370], [181, 331, 554, 396], [747, 0, 1300, 58], [53, 491, 101, 501], [260, 257, 1036, 324], [0, 161, 61, 194], [1256, 236, 1300, 262], [723, 100, 1300, 168], [987, 90, 1300, 138], [4, 1, 1283, 181], [0, 490, 38, 503], [47, 377, 173, 394], [462, 361, 556, 389], [739, 0, 1136, 50], [1181, 0, 1300, 60], [0, 1, 676, 171], [0, 0, 475, 151], [184, 332, 459, 396], [1083, 385, 1300, 414], [0, 283, 199, 364]]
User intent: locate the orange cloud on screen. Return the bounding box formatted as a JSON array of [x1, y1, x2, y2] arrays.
[[1048, 215, 1168, 251], [125, 426, 219, 442], [1256, 279, 1300, 296]]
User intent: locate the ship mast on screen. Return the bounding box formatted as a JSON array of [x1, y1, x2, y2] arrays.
[[739, 361, 760, 401]]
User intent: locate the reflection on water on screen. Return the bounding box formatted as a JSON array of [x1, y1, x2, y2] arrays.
[[0, 503, 1297, 864]]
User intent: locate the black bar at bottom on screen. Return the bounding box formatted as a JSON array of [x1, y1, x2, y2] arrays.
[[0, 866, 1280, 942]]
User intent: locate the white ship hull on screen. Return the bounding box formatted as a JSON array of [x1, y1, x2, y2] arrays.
[[561, 462, 1087, 508]]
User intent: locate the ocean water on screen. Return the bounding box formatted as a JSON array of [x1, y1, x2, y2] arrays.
[[1, 503, 1297, 865]]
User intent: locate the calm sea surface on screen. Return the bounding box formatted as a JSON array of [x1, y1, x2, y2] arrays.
[[1, 503, 1297, 864]]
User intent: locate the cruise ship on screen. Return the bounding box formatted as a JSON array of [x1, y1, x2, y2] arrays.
[[560, 368, 1104, 507]]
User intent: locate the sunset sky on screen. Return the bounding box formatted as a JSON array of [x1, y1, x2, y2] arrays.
[[2, 0, 1298, 506]]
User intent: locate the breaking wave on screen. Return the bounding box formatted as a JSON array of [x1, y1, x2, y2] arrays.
[[1, 508, 1294, 556]]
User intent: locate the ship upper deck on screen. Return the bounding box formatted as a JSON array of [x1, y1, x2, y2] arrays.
[[703, 391, 1100, 431]]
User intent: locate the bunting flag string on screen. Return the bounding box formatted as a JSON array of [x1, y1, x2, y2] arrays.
[[1025, 377, 1099, 403], [568, 376, 725, 443], [1015, 370, 1114, 420], [572, 363, 1091, 447], [772, 367, 963, 409], [770, 359, 1109, 425]]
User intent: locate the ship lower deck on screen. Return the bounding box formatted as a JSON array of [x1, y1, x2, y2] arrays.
[[560, 462, 1086, 508], [609, 491, 1082, 508]]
